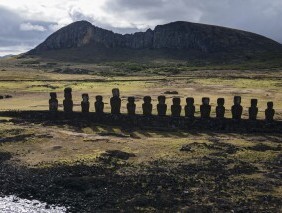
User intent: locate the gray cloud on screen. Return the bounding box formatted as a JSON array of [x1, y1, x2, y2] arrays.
[[20, 22, 47, 32], [107, 0, 165, 10], [104, 0, 282, 42], [0, 6, 55, 55], [194, 0, 282, 43], [104, 0, 202, 28]]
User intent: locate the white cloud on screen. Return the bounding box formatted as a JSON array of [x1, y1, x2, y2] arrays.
[[48, 24, 62, 31], [20, 22, 46, 32], [0, 6, 55, 56], [0, 0, 108, 25], [0, 45, 31, 56]]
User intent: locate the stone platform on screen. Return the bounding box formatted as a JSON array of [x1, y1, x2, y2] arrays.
[[0, 110, 281, 133]]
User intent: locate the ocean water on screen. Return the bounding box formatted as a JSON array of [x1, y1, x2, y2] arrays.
[[0, 196, 67, 213]]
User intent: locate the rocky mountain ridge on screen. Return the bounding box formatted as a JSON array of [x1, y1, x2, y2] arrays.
[[28, 20, 282, 59]]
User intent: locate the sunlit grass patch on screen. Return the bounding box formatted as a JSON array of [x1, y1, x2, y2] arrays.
[[234, 149, 278, 163]]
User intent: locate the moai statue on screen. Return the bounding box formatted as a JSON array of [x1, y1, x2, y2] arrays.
[[110, 88, 121, 114], [216, 98, 225, 119], [265, 102, 275, 122], [231, 96, 243, 120], [63, 88, 73, 113], [171, 97, 181, 117], [249, 99, 258, 120], [127, 97, 136, 115], [142, 96, 152, 116], [200, 97, 211, 119], [157, 96, 167, 116], [95, 95, 104, 114], [185, 97, 195, 118], [81, 93, 90, 113], [49, 92, 58, 112]]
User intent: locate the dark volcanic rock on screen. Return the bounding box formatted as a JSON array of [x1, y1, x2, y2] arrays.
[[153, 21, 281, 52], [101, 150, 136, 160], [28, 20, 282, 56], [164, 91, 179, 95], [33, 21, 95, 51]]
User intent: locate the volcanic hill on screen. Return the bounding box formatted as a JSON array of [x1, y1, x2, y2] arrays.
[[27, 20, 282, 62]]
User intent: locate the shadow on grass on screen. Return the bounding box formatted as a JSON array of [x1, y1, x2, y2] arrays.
[[0, 134, 34, 144]]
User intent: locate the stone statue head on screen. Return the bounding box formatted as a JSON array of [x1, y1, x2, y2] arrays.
[[143, 96, 151, 103], [64, 88, 72, 99], [158, 96, 166, 104], [186, 97, 194, 105], [202, 97, 210, 105], [112, 88, 120, 97], [217, 98, 225, 106], [50, 92, 57, 99], [96, 95, 103, 102], [251, 99, 258, 107], [267, 101, 273, 109], [64, 87, 72, 93], [128, 97, 135, 103], [173, 97, 181, 105], [82, 93, 89, 102], [234, 96, 241, 105]]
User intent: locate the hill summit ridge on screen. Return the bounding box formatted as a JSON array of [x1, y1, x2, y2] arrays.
[[29, 20, 282, 59]]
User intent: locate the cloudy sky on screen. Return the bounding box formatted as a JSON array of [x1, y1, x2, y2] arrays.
[[0, 0, 281, 56]]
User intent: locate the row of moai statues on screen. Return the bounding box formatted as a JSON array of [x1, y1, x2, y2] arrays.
[[49, 88, 275, 121]]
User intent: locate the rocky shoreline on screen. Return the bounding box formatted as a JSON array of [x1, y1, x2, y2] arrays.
[[0, 195, 66, 212]]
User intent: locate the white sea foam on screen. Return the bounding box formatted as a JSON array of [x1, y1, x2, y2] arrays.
[[0, 196, 67, 213]]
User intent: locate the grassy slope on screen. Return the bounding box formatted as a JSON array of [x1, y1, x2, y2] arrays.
[[26, 42, 282, 69], [0, 56, 281, 211], [0, 57, 281, 119]]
